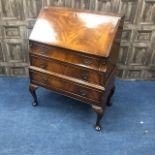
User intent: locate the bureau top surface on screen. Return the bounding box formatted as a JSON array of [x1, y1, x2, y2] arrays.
[[29, 6, 122, 57]]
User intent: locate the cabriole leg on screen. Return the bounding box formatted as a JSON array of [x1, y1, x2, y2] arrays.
[[92, 105, 103, 131], [29, 83, 38, 106], [107, 85, 115, 106]]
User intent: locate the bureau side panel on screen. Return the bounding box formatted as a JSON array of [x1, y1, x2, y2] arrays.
[[108, 17, 125, 65]]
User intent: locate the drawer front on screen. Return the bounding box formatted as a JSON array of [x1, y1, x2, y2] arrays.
[[30, 70, 102, 102], [30, 55, 104, 85], [29, 41, 106, 71]]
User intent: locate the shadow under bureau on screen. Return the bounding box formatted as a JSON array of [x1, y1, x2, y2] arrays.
[[29, 6, 124, 131]]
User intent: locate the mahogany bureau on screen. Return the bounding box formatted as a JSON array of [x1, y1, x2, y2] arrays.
[[29, 6, 124, 131]]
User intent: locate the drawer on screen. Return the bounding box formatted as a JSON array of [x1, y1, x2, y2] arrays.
[[29, 41, 107, 72], [30, 54, 106, 85], [29, 70, 103, 102]]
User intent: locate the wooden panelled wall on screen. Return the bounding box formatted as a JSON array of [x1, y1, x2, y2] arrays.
[[0, 0, 155, 79]]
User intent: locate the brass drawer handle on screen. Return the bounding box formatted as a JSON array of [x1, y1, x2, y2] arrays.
[[81, 72, 89, 81], [40, 48, 47, 54], [42, 77, 49, 84], [39, 62, 48, 69], [79, 90, 88, 97], [102, 61, 106, 65], [101, 59, 107, 65], [40, 51, 46, 55], [83, 59, 93, 65]]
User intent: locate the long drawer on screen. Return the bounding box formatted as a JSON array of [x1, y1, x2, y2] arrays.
[[29, 69, 103, 103], [29, 41, 108, 72], [30, 54, 110, 85]]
